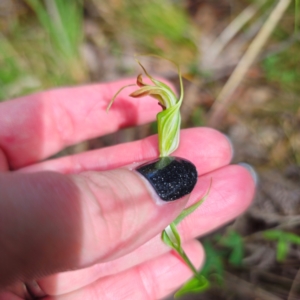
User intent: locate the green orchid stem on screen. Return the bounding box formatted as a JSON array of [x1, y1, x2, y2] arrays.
[[176, 246, 200, 278], [162, 181, 212, 284]]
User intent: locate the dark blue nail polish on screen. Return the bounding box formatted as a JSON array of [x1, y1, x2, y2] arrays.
[[136, 156, 198, 201]]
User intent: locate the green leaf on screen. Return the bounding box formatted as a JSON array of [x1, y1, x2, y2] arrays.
[[229, 242, 244, 267], [201, 241, 224, 282], [264, 230, 300, 245], [25, 0, 83, 60], [276, 237, 289, 262], [263, 230, 298, 262], [219, 231, 244, 266], [284, 232, 300, 244], [263, 229, 283, 240], [173, 180, 212, 226], [174, 275, 209, 298]]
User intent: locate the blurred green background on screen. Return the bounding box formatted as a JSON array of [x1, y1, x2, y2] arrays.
[[1, 0, 300, 299]]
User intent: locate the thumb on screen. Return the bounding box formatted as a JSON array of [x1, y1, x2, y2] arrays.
[[0, 156, 197, 287]]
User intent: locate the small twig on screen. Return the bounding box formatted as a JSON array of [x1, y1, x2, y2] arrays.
[[261, 32, 300, 59], [200, 32, 300, 84], [207, 0, 292, 128], [249, 208, 300, 225], [224, 271, 283, 300], [206, 1, 266, 66], [288, 267, 300, 300]]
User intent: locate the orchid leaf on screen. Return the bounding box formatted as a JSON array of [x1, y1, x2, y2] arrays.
[[173, 179, 212, 226], [175, 275, 209, 298]]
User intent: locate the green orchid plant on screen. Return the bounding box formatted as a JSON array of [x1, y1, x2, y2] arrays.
[[107, 58, 210, 298]]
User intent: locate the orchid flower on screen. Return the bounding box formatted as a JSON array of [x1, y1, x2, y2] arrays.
[[107, 60, 183, 157]]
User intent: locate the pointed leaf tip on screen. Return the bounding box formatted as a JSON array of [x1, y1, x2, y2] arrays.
[[174, 276, 209, 298]]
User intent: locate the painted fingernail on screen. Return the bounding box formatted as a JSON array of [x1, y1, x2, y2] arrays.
[[136, 156, 198, 202], [238, 162, 258, 185]]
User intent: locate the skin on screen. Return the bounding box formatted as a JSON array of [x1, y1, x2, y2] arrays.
[[0, 79, 255, 300]]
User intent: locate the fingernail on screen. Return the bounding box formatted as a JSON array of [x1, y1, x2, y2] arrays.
[[238, 162, 258, 185], [136, 156, 198, 202]]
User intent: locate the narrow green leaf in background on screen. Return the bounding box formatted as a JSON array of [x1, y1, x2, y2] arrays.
[[277, 236, 289, 262]]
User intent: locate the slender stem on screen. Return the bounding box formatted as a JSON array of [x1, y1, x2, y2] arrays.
[[178, 247, 199, 276], [208, 0, 292, 127], [175, 245, 206, 283], [296, 0, 300, 34]]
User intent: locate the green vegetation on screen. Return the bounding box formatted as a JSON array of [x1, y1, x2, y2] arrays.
[[0, 0, 86, 100]]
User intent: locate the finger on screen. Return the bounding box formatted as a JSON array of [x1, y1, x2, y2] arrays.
[[179, 164, 256, 240], [0, 281, 32, 300], [0, 291, 23, 300], [37, 164, 254, 296], [0, 79, 162, 169], [0, 165, 188, 288], [20, 127, 233, 175], [44, 240, 204, 300]]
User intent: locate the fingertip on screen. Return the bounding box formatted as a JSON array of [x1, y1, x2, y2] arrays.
[[176, 127, 233, 175], [223, 133, 234, 162], [202, 164, 255, 212], [238, 163, 258, 186], [178, 164, 256, 240]]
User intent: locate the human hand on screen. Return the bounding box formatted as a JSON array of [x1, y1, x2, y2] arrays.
[[0, 80, 255, 299]]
